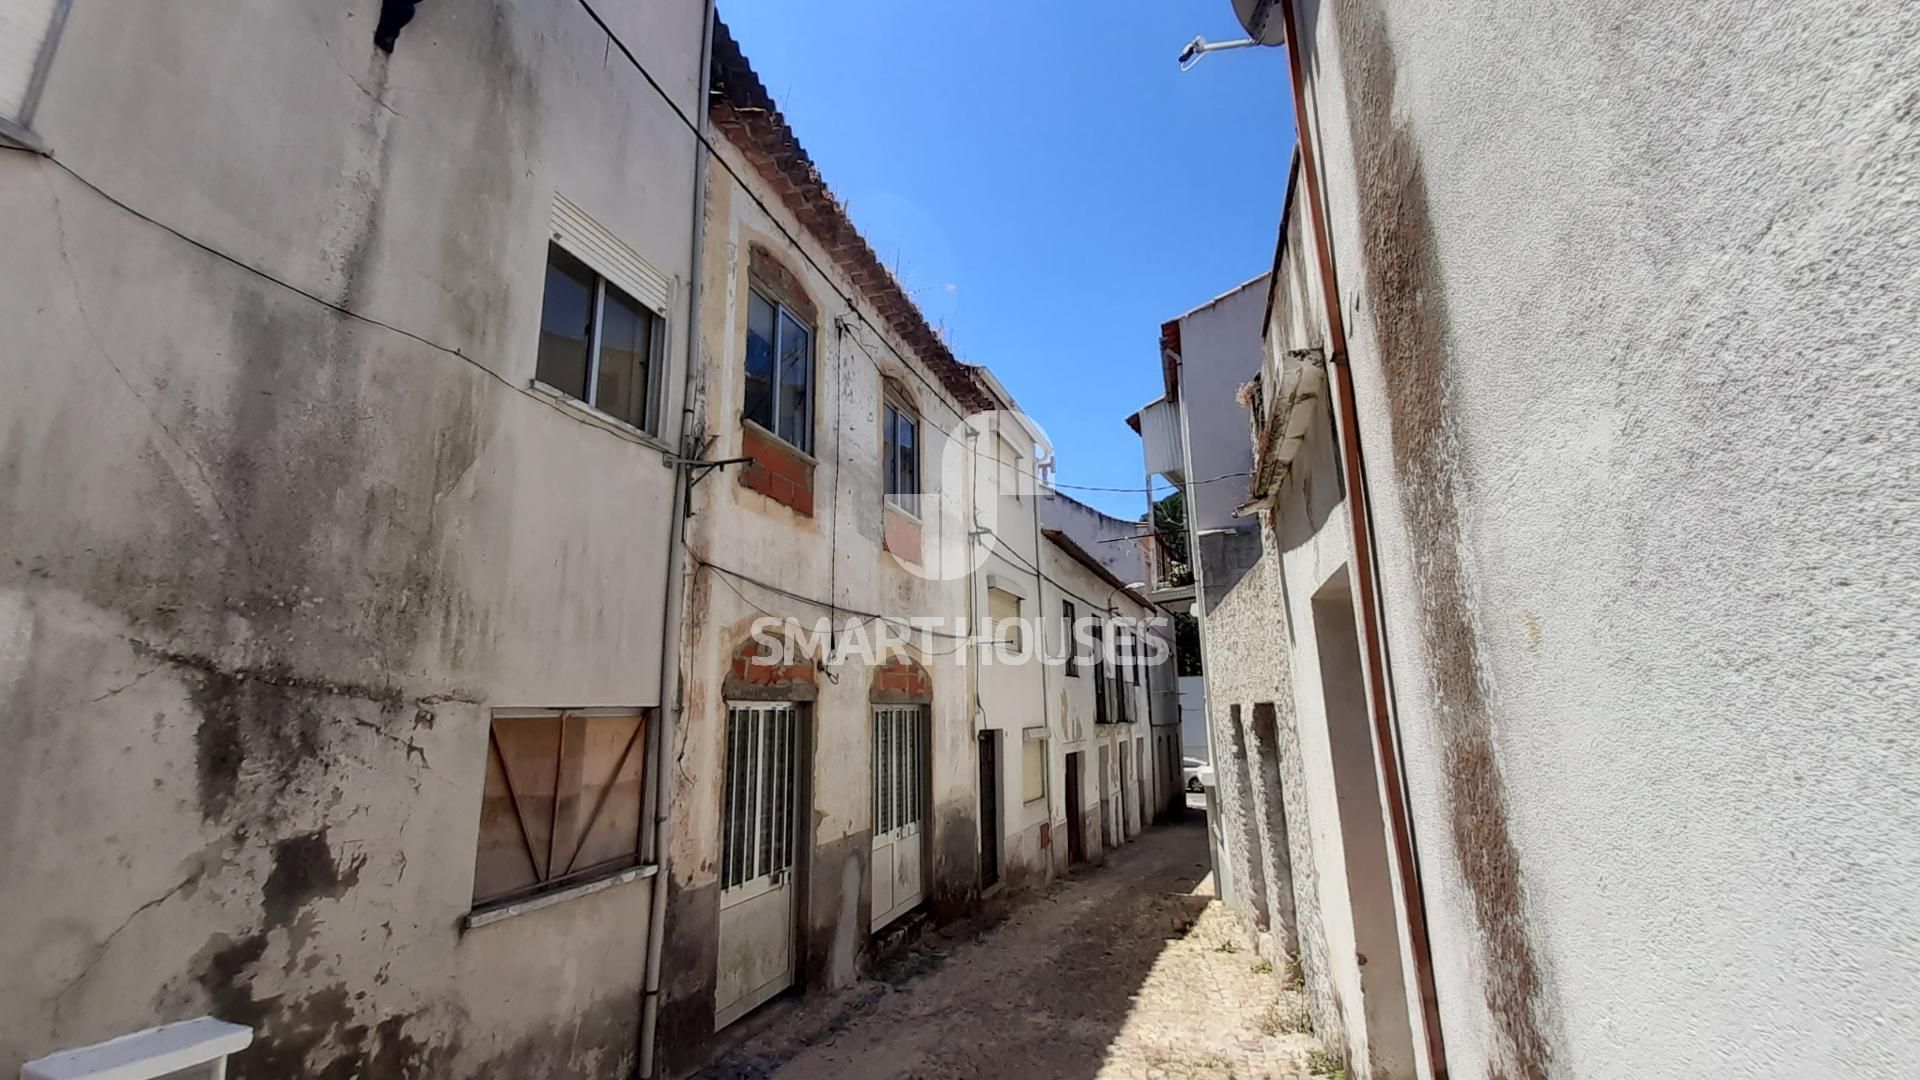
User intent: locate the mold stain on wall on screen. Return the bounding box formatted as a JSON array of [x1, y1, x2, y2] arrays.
[[1331, 0, 1556, 1075]]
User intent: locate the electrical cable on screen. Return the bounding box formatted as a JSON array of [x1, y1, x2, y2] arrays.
[[29, 12, 1232, 514], [573, 0, 1237, 503], [27, 153, 699, 458]]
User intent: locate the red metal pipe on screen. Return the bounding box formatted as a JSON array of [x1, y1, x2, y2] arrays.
[[1275, 1, 1450, 1075]]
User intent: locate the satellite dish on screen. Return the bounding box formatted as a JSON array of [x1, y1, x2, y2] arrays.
[[1232, 0, 1287, 46]]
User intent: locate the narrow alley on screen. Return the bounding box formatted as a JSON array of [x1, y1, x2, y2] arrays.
[[701, 819, 1323, 1080], [5, 0, 1914, 1076]]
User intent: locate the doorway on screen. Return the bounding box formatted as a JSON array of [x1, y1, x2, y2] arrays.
[[977, 730, 1000, 888], [715, 701, 802, 1030], [1313, 568, 1417, 1078], [1064, 751, 1086, 865], [1097, 742, 1113, 849], [871, 705, 928, 929], [1136, 738, 1149, 831]]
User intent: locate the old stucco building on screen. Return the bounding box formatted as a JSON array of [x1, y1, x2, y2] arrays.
[[654, 23, 995, 1067], [0, 4, 1187, 1076], [1, 0, 711, 1075], [1193, 0, 1920, 1078]]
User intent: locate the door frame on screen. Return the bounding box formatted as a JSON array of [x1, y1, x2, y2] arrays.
[[713, 698, 814, 1031], [977, 730, 1001, 888], [1064, 750, 1086, 865], [870, 702, 930, 930]]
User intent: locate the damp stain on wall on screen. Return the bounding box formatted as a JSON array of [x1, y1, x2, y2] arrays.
[[1330, 0, 1557, 1075]]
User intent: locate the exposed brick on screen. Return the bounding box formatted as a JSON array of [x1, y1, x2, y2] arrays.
[[738, 424, 816, 517]]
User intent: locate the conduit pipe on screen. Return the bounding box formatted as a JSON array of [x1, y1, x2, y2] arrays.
[[1275, 1, 1450, 1075], [638, 0, 717, 1073]]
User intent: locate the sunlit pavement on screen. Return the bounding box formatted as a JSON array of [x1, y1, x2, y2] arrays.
[[700, 815, 1318, 1079]]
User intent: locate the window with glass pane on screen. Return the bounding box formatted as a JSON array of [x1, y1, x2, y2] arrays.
[[885, 399, 920, 516], [535, 243, 658, 432], [537, 246, 596, 399], [744, 291, 776, 433], [743, 288, 814, 453]]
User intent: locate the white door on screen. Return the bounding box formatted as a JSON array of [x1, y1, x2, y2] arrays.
[[716, 702, 799, 1029], [870, 705, 927, 929]]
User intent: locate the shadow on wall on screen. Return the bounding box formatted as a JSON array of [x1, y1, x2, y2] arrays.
[[693, 818, 1218, 1080]]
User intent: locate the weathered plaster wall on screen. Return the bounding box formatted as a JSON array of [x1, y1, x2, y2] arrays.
[[1038, 540, 1158, 875], [1293, 0, 1920, 1075], [1038, 488, 1149, 586], [660, 129, 981, 1068], [976, 419, 1053, 889], [1197, 555, 1297, 928], [1172, 277, 1270, 535], [0, 0, 706, 1074]]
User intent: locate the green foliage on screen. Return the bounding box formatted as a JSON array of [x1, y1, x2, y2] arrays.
[[1153, 490, 1189, 567], [1173, 610, 1203, 676], [1306, 1049, 1347, 1078], [1256, 1000, 1313, 1036]]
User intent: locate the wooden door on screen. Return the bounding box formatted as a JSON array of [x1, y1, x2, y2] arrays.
[[716, 702, 800, 1029], [978, 731, 1000, 887], [1064, 751, 1086, 864], [871, 705, 928, 929]]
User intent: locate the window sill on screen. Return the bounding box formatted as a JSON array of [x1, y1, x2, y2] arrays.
[[463, 863, 657, 931], [528, 380, 672, 455], [883, 499, 924, 524], [742, 417, 817, 466]]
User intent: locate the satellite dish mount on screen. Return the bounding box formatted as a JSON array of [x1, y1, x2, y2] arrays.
[[1177, 0, 1287, 70]]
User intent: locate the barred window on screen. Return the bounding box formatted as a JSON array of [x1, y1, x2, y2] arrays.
[[874, 706, 925, 835], [722, 702, 798, 891]]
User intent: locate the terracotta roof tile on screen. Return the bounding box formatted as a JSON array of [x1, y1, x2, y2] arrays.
[[709, 18, 997, 415]]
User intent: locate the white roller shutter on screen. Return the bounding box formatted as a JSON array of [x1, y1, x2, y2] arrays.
[[550, 193, 673, 318], [0, 0, 64, 123]]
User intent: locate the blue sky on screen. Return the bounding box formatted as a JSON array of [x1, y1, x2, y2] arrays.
[[717, 1, 1295, 519]]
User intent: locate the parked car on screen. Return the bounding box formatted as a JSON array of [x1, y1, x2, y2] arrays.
[[1182, 757, 1213, 793]]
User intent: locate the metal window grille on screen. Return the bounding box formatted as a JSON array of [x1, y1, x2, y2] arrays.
[[873, 706, 925, 833], [722, 703, 797, 891]]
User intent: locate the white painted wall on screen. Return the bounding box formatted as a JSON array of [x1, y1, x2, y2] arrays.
[[974, 417, 1055, 887], [1172, 277, 1268, 534], [1039, 487, 1149, 586], [1037, 540, 1158, 867], [1288, 0, 1920, 1075], [1178, 675, 1209, 761]]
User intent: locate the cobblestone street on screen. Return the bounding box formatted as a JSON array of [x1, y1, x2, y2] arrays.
[[702, 817, 1322, 1079]]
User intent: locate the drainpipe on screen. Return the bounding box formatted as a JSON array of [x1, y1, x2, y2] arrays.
[[638, 0, 716, 1074], [1275, 1, 1450, 1075], [1028, 458, 1052, 837]]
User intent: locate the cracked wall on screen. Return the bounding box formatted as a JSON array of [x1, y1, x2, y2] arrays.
[[0, 0, 707, 1073], [657, 128, 985, 1073]]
